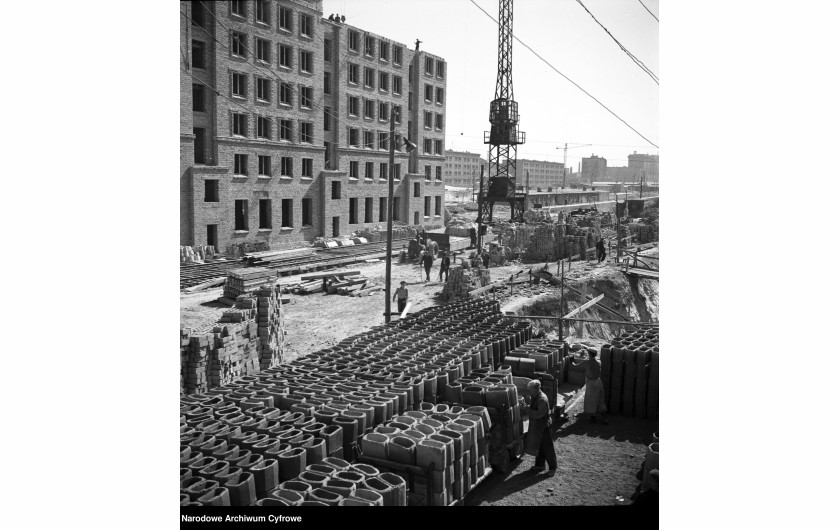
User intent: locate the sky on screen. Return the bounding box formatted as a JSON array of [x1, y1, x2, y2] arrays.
[[323, 0, 659, 173]]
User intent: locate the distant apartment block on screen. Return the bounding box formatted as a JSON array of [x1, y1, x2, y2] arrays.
[[443, 150, 485, 189]]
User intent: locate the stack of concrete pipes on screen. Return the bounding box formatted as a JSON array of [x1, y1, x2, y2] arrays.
[[181, 298, 535, 506], [599, 328, 659, 420]]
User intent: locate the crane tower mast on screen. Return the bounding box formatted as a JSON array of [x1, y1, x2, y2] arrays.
[[480, 0, 526, 224]]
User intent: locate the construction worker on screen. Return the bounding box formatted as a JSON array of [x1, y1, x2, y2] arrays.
[[421, 250, 434, 282], [521, 379, 557, 473], [481, 250, 491, 269], [469, 227, 477, 248], [596, 238, 607, 263], [438, 251, 451, 282], [573, 349, 608, 424], [393, 281, 409, 314]]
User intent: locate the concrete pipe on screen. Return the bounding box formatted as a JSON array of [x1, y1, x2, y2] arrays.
[[305, 463, 337, 478], [277, 447, 307, 482], [303, 437, 327, 465], [349, 463, 380, 479], [225, 472, 256, 507], [323, 478, 356, 498], [298, 470, 331, 491], [250, 459, 280, 497], [269, 488, 304, 506], [279, 480, 312, 500], [254, 498, 289, 506], [359, 477, 392, 506], [361, 433, 389, 460]]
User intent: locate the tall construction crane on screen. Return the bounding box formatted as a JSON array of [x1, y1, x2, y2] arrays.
[[479, 0, 526, 226]]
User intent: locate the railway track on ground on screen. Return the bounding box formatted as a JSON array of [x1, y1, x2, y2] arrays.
[[180, 238, 412, 289]]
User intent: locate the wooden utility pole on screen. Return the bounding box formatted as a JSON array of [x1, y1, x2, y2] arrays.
[[384, 108, 397, 323]]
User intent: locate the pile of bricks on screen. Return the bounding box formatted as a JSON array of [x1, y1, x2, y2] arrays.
[[355, 226, 418, 243], [523, 226, 557, 262], [622, 223, 658, 244], [523, 209, 553, 223], [223, 268, 276, 300], [181, 290, 285, 395], [599, 328, 659, 419], [441, 268, 489, 302]]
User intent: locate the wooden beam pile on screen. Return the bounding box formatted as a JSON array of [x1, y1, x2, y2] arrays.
[[223, 268, 276, 299]]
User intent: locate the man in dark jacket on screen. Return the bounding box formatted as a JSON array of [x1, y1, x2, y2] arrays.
[[596, 238, 607, 263], [522, 379, 557, 473], [482, 250, 491, 269], [438, 251, 451, 282], [421, 250, 434, 282]]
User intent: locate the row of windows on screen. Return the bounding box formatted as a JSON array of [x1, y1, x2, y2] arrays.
[[422, 138, 444, 156], [345, 194, 442, 224], [423, 57, 447, 79], [218, 30, 319, 73], [422, 111, 445, 131], [226, 71, 315, 110], [226, 197, 306, 230], [229, 113, 314, 144], [200, 1, 314, 38], [229, 153, 316, 179], [347, 97, 403, 123], [347, 30, 404, 67], [346, 128, 400, 151], [347, 64, 403, 94]]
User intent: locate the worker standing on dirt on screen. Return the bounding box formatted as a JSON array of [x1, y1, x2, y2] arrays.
[[482, 250, 491, 269], [393, 281, 409, 314], [573, 349, 608, 424], [596, 238, 607, 263], [438, 252, 451, 282], [469, 226, 477, 248], [421, 250, 434, 283], [522, 379, 557, 473]]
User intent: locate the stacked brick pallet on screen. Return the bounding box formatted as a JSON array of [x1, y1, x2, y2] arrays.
[[223, 268, 276, 300], [181, 298, 536, 505], [181, 290, 285, 395], [356, 226, 418, 243], [523, 225, 558, 262], [441, 268, 490, 302], [598, 328, 659, 420]]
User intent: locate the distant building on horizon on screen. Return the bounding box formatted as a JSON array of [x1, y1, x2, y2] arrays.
[[443, 150, 485, 189], [628, 152, 659, 183], [581, 155, 607, 186], [514, 159, 565, 192]]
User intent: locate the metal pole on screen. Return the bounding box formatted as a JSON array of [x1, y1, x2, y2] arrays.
[[476, 165, 485, 250], [384, 108, 397, 323], [562, 143, 568, 189]]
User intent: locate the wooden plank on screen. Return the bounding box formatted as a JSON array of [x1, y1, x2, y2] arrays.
[[183, 276, 226, 292], [625, 267, 659, 279], [563, 284, 628, 321], [561, 294, 605, 319], [400, 302, 412, 319], [300, 270, 361, 281]]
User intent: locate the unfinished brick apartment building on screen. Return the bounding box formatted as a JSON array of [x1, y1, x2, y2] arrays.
[[180, 1, 448, 251]]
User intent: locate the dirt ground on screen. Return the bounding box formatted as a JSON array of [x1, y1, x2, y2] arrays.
[[181, 258, 535, 362], [465, 392, 658, 506]]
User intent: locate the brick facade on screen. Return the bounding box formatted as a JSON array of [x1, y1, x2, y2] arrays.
[[180, 1, 446, 251]]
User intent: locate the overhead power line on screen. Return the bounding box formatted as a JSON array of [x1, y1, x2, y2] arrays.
[[576, 0, 659, 84], [468, 0, 658, 149], [638, 0, 659, 23]]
